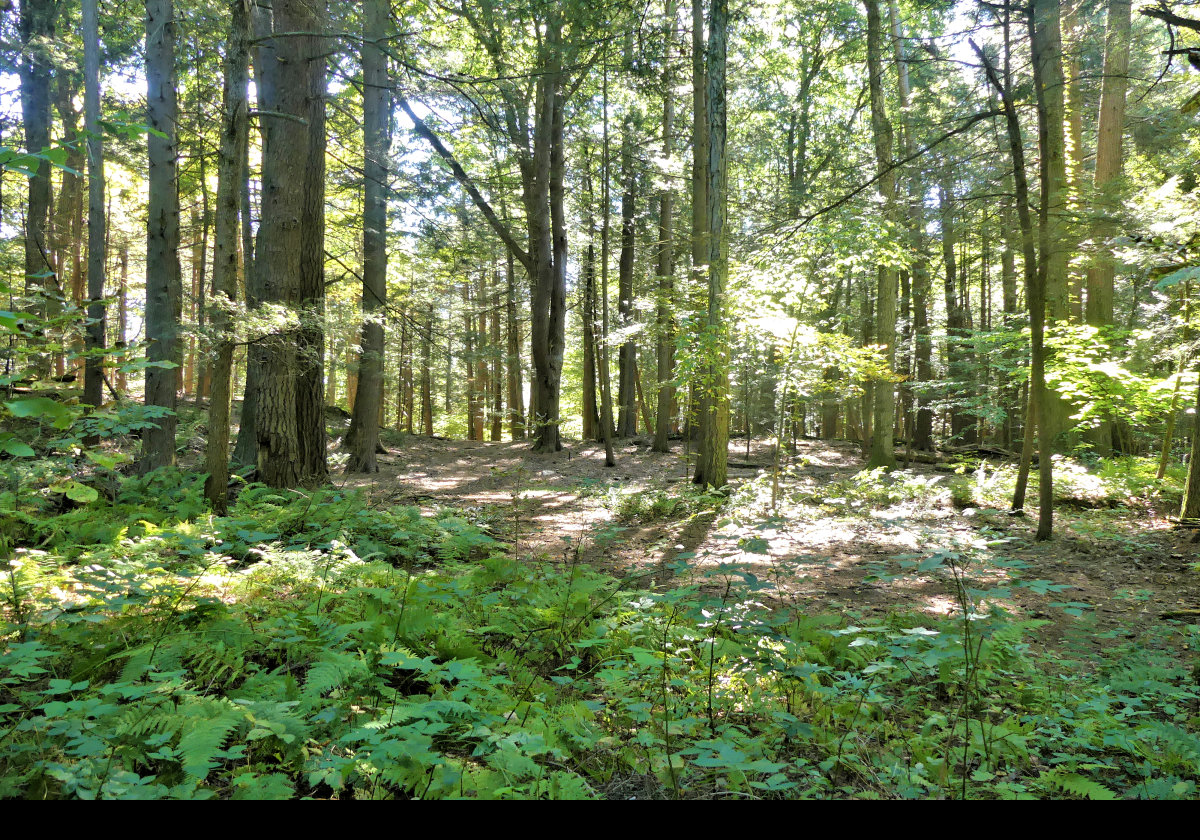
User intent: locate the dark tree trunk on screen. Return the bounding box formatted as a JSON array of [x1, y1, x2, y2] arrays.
[[141, 0, 181, 472], [82, 0, 106, 413]]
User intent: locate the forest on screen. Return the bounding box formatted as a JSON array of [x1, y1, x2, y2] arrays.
[[1, 0, 1199, 799]]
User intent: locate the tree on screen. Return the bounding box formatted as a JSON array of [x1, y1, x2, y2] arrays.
[[693, 0, 729, 489], [17, 0, 57, 355], [1084, 0, 1132, 455], [345, 0, 390, 473], [82, 0, 105, 413], [653, 0, 678, 454], [141, 0, 182, 472], [864, 0, 897, 469], [203, 0, 251, 512], [254, 0, 328, 488]]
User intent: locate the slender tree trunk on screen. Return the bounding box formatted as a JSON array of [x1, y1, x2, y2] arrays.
[[598, 60, 617, 467], [422, 306, 434, 435], [1031, 0, 1071, 445], [141, 0, 181, 472], [117, 242, 128, 393], [654, 0, 677, 454], [617, 92, 639, 438], [975, 24, 1054, 539], [204, 0, 250, 512], [82, 0, 106, 413], [864, 0, 898, 469], [232, 0, 269, 469], [345, 0, 389, 472], [694, 0, 729, 489], [505, 252, 524, 439]]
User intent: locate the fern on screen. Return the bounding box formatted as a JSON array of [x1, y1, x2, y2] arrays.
[[302, 650, 365, 699], [1039, 769, 1118, 800], [177, 699, 246, 782]]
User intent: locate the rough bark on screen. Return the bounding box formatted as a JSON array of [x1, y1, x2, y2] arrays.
[[653, 0, 677, 454], [693, 0, 729, 489], [204, 0, 250, 512], [82, 0, 106, 412], [1030, 0, 1071, 446], [864, 0, 898, 469], [141, 0, 182, 472], [254, 0, 327, 489], [19, 0, 57, 349], [1085, 0, 1131, 455], [345, 0, 389, 473]]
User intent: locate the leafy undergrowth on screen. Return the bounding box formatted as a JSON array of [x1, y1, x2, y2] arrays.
[[2, 478, 1199, 799]]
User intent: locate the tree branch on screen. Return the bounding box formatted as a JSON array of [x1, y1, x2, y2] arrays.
[[396, 95, 532, 273]]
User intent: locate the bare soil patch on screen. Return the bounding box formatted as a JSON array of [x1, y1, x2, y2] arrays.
[[342, 434, 1200, 655]]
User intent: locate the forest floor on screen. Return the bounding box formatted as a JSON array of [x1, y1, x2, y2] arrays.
[[341, 433, 1200, 658]]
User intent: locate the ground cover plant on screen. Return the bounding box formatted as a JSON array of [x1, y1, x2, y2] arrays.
[[3, 438, 1199, 800]]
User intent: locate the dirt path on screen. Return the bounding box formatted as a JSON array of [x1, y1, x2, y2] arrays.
[[342, 434, 1200, 654]]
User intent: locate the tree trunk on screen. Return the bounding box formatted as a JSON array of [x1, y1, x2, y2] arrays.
[[864, 0, 898, 469], [255, 0, 327, 489], [617, 92, 639, 438], [141, 0, 181, 472], [1030, 0, 1071, 445], [694, 0, 729, 489], [19, 0, 57, 373], [204, 0, 250, 512], [232, 0, 270, 470], [653, 0, 677, 454], [82, 0, 106, 413], [345, 0, 389, 473], [505, 252, 524, 439], [1085, 0, 1131, 456], [974, 22, 1054, 539]]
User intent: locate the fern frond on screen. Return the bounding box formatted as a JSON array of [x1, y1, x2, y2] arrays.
[[1039, 769, 1118, 800]]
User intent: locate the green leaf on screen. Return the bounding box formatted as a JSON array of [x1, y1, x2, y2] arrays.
[[4, 397, 74, 429], [0, 436, 35, 457]]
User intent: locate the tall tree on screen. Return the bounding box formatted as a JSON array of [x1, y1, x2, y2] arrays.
[[616, 97, 639, 439], [345, 0, 390, 472], [141, 0, 182, 472], [653, 0, 677, 454], [1085, 0, 1132, 455], [203, 0, 251, 512], [1030, 0, 1071, 444], [864, 0, 898, 469], [693, 0, 729, 489], [82, 0, 106, 413], [18, 0, 57, 351], [254, 0, 328, 488]]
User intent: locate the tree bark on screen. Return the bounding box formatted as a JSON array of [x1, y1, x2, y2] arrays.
[[254, 0, 327, 489], [19, 0, 57, 364], [693, 0, 729, 489], [141, 0, 182, 472], [345, 0, 389, 473], [653, 0, 677, 454], [1085, 0, 1131, 456], [82, 0, 106, 413], [864, 0, 898, 469], [204, 0, 250, 512]]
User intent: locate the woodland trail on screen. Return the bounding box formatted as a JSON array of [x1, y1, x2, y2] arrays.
[[343, 435, 1200, 656]]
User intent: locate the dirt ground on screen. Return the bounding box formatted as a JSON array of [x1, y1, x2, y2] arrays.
[[340, 434, 1200, 655]]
